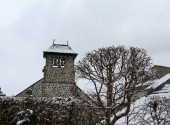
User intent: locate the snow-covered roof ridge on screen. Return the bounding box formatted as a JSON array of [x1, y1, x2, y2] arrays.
[[147, 74, 170, 89], [44, 44, 78, 55]]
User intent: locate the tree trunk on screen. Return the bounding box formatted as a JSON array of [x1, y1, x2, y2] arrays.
[[106, 84, 113, 125]]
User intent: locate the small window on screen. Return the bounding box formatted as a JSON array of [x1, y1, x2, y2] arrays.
[[53, 57, 65, 68], [53, 58, 58, 66], [60, 58, 65, 67]]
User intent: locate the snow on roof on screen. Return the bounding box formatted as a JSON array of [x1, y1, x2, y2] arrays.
[[152, 84, 170, 97], [147, 74, 170, 89], [135, 74, 170, 103], [116, 74, 170, 124], [44, 44, 77, 54]]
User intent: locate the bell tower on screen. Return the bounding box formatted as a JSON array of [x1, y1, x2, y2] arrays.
[[42, 43, 78, 97], [43, 43, 77, 83]]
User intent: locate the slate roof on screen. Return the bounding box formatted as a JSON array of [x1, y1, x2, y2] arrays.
[[44, 44, 77, 55], [153, 65, 170, 79]]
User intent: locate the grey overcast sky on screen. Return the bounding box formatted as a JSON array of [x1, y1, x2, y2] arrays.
[[0, 0, 170, 96]]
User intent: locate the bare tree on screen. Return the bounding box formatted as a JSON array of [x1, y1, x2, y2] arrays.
[[134, 96, 170, 125], [76, 46, 155, 125]]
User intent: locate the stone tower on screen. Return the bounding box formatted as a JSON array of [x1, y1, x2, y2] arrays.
[[42, 43, 78, 97], [16, 43, 99, 107], [16, 43, 79, 97], [43, 43, 77, 84]]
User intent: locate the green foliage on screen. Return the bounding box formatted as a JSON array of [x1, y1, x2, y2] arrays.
[[14, 96, 37, 125], [0, 96, 99, 125], [0, 97, 20, 125]]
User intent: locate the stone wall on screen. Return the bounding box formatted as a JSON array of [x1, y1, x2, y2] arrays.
[[16, 79, 77, 97], [44, 55, 75, 83], [16, 79, 44, 97], [43, 83, 75, 97], [154, 65, 170, 79]]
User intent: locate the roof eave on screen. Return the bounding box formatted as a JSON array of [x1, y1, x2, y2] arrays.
[[43, 51, 78, 58]]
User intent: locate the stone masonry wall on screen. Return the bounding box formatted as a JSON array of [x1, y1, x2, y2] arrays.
[[16, 79, 76, 97], [44, 55, 75, 83], [43, 83, 75, 97], [154, 65, 170, 79], [16, 79, 44, 97]]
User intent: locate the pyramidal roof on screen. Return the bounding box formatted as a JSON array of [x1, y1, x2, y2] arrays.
[[44, 44, 77, 56]]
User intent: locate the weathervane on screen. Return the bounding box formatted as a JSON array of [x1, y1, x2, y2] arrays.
[[67, 40, 69, 46], [0, 87, 6, 96], [53, 39, 55, 45]]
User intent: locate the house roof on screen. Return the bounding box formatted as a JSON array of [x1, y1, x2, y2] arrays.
[[44, 44, 78, 56], [153, 65, 170, 79]]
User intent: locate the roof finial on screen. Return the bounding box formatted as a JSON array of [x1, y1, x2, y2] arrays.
[[0, 87, 6, 96], [53, 39, 55, 45], [67, 40, 69, 46]]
